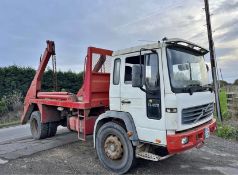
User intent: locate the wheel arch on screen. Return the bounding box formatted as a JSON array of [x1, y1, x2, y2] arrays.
[[25, 103, 61, 123], [93, 111, 139, 147], [21, 103, 38, 124]]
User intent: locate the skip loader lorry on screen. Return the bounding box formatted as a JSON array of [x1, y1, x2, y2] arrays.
[[21, 38, 217, 174]]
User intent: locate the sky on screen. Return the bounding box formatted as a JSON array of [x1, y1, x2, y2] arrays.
[[0, 0, 237, 83]]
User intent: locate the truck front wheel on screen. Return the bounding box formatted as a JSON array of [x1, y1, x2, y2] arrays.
[[30, 111, 49, 140], [96, 122, 136, 174]]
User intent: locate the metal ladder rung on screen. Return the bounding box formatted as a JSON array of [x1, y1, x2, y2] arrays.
[[78, 114, 86, 141]]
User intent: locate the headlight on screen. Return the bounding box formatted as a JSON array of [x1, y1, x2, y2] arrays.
[[166, 108, 177, 113]]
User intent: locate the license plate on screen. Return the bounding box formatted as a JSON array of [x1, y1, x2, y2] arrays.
[[204, 128, 210, 139]]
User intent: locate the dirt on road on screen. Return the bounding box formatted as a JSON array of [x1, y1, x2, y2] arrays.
[[0, 135, 238, 175]]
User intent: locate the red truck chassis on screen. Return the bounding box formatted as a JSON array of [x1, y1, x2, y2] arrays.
[[21, 41, 113, 140]]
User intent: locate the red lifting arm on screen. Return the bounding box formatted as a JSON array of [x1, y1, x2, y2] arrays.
[[21, 40, 55, 124]]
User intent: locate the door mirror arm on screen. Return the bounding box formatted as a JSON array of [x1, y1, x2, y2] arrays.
[[206, 64, 209, 72], [139, 87, 155, 95]]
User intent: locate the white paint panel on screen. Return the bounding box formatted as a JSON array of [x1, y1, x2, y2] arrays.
[[137, 127, 167, 145]]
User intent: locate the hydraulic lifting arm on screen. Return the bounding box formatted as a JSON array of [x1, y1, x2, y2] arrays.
[[21, 41, 113, 125], [21, 40, 55, 124]]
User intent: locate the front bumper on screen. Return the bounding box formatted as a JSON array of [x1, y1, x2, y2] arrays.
[[166, 118, 216, 154]]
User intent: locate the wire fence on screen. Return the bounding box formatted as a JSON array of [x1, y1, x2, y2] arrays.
[[226, 86, 238, 117]]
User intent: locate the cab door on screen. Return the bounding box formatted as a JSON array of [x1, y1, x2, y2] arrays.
[[120, 50, 166, 144], [109, 58, 121, 111]]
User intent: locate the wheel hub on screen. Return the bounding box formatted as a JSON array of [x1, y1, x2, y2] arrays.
[[104, 135, 123, 160]]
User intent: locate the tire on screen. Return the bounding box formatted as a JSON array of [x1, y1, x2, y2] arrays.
[[30, 111, 49, 140], [96, 122, 136, 174], [48, 122, 58, 137]]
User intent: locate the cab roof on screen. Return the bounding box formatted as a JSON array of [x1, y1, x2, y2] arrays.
[[112, 42, 160, 57], [112, 38, 208, 56]]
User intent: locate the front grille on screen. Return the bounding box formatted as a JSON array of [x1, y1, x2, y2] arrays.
[[182, 103, 214, 124]]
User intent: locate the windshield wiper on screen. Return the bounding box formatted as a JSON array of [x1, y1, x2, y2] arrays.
[[183, 84, 211, 95], [183, 84, 198, 95], [202, 84, 214, 92]]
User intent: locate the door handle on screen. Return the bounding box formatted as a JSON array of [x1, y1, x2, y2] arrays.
[[121, 100, 131, 104]]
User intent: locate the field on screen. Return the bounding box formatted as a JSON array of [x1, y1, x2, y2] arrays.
[[216, 88, 238, 141]]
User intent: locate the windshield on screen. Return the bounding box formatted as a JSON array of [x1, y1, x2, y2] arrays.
[[167, 46, 209, 92]]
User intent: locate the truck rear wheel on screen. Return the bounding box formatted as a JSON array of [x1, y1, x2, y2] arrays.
[[96, 122, 136, 174], [30, 111, 49, 140]]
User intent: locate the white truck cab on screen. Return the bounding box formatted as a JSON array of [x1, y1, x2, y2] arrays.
[[95, 38, 216, 174]]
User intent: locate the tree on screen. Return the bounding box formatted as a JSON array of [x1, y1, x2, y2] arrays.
[[0, 66, 84, 99], [219, 80, 229, 87], [233, 79, 238, 85]]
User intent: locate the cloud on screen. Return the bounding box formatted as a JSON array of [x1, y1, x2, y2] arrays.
[[0, 0, 237, 82], [213, 0, 238, 14]]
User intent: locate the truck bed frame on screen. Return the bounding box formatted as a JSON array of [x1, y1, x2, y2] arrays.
[[21, 41, 113, 140]]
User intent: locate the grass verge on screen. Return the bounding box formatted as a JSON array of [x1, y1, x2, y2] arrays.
[[215, 88, 238, 141], [0, 118, 20, 129], [216, 122, 238, 141]]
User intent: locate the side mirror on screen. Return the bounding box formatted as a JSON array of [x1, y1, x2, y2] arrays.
[[132, 65, 143, 87], [206, 64, 209, 72]]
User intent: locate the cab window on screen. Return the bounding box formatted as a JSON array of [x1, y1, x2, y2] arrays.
[[113, 58, 121, 85]]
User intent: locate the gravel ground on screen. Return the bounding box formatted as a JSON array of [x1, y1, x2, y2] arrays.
[[0, 135, 238, 175]]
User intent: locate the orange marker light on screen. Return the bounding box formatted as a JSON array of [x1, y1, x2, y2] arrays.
[[155, 139, 161, 143], [127, 131, 133, 137]]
